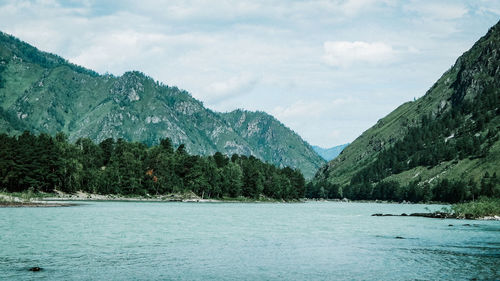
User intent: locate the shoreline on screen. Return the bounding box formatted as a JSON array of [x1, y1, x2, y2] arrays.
[[0, 191, 463, 205], [3, 192, 499, 220], [0, 193, 76, 207], [1, 191, 301, 205], [304, 198, 449, 205], [0, 201, 79, 208], [39, 191, 295, 204]]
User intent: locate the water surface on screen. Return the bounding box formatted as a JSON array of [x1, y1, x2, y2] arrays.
[[1, 202, 499, 280]]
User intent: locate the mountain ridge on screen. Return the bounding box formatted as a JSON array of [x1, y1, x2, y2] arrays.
[[0, 31, 325, 178], [312, 144, 349, 161], [312, 21, 500, 199]]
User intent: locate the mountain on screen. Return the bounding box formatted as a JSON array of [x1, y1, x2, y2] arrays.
[[313, 21, 500, 198], [0, 31, 325, 178], [312, 144, 349, 161]]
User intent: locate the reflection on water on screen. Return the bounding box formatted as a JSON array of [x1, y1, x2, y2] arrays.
[[0, 202, 499, 280]]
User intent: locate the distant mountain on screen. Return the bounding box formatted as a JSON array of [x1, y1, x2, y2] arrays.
[[313, 21, 500, 198], [312, 144, 349, 161], [0, 31, 325, 178]]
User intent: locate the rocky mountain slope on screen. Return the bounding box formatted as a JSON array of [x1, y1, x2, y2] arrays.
[[0, 31, 324, 178], [314, 21, 500, 191]]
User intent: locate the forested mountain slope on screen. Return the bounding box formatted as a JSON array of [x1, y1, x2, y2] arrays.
[[0, 31, 324, 178], [311, 21, 500, 202]]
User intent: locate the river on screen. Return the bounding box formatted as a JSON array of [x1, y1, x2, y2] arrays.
[[1, 201, 499, 280]]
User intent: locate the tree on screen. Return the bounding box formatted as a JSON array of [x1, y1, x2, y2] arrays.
[[221, 162, 243, 197], [160, 138, 174, 154]]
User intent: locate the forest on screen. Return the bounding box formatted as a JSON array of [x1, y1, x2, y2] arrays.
[[0, 132, 305, 200], [307, 175, 498, 203]]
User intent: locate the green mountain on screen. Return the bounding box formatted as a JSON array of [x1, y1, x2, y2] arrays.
[[0, 31, 324, 178], [312, 21, 500, 199], [312, 144, 349, 161]]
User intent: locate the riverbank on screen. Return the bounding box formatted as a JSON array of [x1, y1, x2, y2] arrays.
[[450, 197, 500, 220], [42, 190, 220, 203], [305, 198, 447, 205], [3, 190, 292, 204], [0, 194, 77, 207], [0, 201, 77, 207], [371, 197, 500, 220]]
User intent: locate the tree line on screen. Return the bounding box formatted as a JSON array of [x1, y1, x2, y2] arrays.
[[0, 132, 305, 200], [307, 173, 498, 203]]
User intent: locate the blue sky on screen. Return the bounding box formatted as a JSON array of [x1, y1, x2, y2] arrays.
[[1, 0, 499, 147]]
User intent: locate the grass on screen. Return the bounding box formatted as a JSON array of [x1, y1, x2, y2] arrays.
[[450, 197, 500, 219]]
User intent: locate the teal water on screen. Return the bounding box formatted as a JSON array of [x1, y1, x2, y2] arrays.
[[1, 202, 499, 280]]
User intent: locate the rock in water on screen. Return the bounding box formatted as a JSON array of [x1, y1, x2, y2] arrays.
[[29, 267, 42, 271]]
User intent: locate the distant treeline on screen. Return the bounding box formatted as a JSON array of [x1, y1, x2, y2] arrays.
[[0, 132, 305, 200], [307, 174, 499, 203]]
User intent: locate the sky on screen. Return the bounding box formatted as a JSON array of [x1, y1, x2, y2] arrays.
[[0, 0, 499, 147]]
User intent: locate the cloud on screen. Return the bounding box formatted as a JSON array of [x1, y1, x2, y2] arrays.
[[404, 1, 468, 20], [272, 98, 355, 120], [323, 41, 396, 67], [0, 0, 498, 147], [341, 0, 396, 16], [203, 75, 259, 104], [327, 130, 341, 140], [476, 1, 500, 16]]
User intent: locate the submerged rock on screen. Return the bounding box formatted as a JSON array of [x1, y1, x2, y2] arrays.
[[409, 212, 454, 219], [371, 213, 397, 216]]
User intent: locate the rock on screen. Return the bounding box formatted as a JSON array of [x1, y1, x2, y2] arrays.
[[395, 236, 405, 239], [372, 213, 383, 216], [401, 213, 408, 216], [409, 212, 452, 219], [448, 224, 453, 226], [29, 267, 42, 272], [463, 224, 471, 227]]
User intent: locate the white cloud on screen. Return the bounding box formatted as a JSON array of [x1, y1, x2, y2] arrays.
[[405, 1, 468, 20], [476, 1, 500, 16], [323, 41, 396, 67], [0, 0, 498, 147], [327, 130, 341, 140], [203, 75, 259, 104], [272, 98, 356, 120], [341, 0, 395, 16]]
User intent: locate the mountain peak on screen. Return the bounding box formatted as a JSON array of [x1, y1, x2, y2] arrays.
[[0, 31, 324, 178], [313, 20, 500, 194]]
